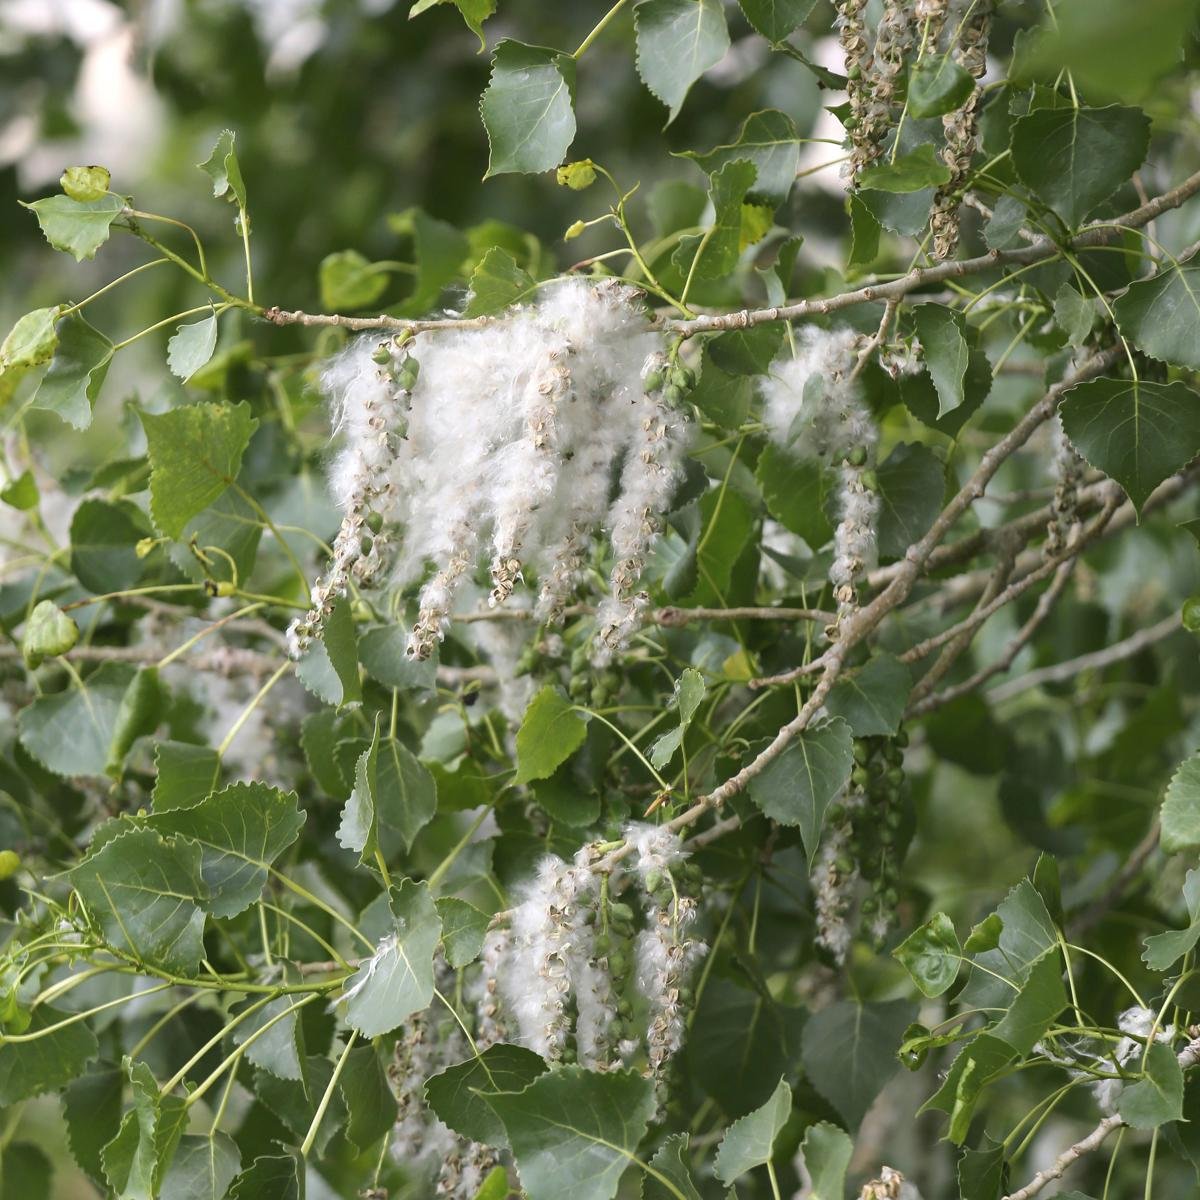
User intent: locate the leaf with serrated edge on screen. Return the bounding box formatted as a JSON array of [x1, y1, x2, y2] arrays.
[[341, 880, 441, 1037], [1115, 251, 1200, 369], [140, 401, 258, 538], [147, 782, 305, 918], [167, 312, 219, 382], [22, 194, 126, 262], [515, 685, 588, 784], [714, 1077, 791, 1184], [31, 313, 113, 429], [426, 1043, 548, 1147], [481, 41, 576, 176], [1162, 752, 1200, 853], [69, 826, 207, 972], [825, 655, 912, 737], [747, 716, 855, 865], [642, 1133, 702, 1199], [0, 1007, 99, 1106], [680, 110, 800, 206], [797, 1122, 853, 1200], [1059, 377, 1200, 513], [485, 1066, 656, 1200], [635, 0, 730, 124]]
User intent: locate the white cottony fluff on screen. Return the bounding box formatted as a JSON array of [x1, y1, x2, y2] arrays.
[[1092, 1006, 1175, 1114], [295, 279, 688, 660], [500, 853, 591, 1059], [624, 820, 685, 888], [760, 328, 880, 622]]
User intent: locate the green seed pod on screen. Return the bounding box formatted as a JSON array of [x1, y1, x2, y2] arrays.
[[371, 344, 391, 365], [560, 1046, 577, 1064], [853, 741, 869, 764], [609, 950, 628, 976], [617, 999, 633, 1020], [681, 862, 702, 886], [591, 684, 611, 708], [609, 902, 635, 924], [852, 765, 870, 788], [846, 444, 868, 467], [365, 511, 384, 535], [569, 675, 589, 700], [894, 729, 910, 748], [862, 895, 877, 913], [643, 368, 665, 392], [886, 766, 905, 788], [570, 645, 590, 672], [594, 932, 611, 956], [884, 887, 899, 907], [677, 985, 693, 1004], [860, 468, 879, 492], [835, 855, 854, 875], [662, 383, 686, 407], [672, 364, 696, 390], [886, 808, 903, 830], [644, 868, 663, 893]]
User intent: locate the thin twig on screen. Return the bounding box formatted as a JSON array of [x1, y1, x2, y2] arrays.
[[989, 613, 1182, 703]]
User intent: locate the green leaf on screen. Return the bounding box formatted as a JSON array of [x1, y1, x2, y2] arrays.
[[69, 826, 207, 971], [797, 1122, 853, 1200], [755, 444, 833, 548], [1011, 105, 1150, 229], [1113, 251, 1200, 369], [1162, 752, 1200, 853], [166, 312, 220, 383], [358, 624, 439, 691], [847, 191, 881, 267], [31, 313, 113, 429], [147, 782, 306, 918], [341, 879, 441, 1037], [964, 912, 1003, 954], [1054, 284, 1098, 348], [0, 1006, 98, 1105], [152, 741, 221, 812], [389, 206, 471, 317], [465, 246, 539, 317], [140, 401, 258, 539], [642, 1134, 702, 1200], [253, 1055, 345, 1153], [801, 998, 915, 1129], [296, 595, 361, 707], [957, 1136, 1009, 1200], [231, 994, 303, 1081], [650, 668, 707, 769], [875, 442, 945, 558], [339, 1044, 398, 1151], [158, 1133, 241, 1200], [64, 1064, 124, 1183], [634, 0, 729, 124], [825, 654, 912, 737], [20, 599, 78, 668], [18, 663, 155, 779], [737, 0, 816, 42], [339, 718, 438, 865], [990, 949, 1067, 1055], [714, 1077, 791, 1184], [318, 249, 390, 311], [913, 305, 970, 417], [681, 110, 800, 207], [227, 1153, 303, 1200], [60, 164, 112, 201], [101, 1059, 188, 1200], [515, 685, 588, 785], [70, 497, 152, 595], [481, 41, 577, 176], [0, 306, 60, 400], [1, 1142, 51, 1200], [1143, 869, 1200, 970], [908, 53, 976, 118], [425, 1043, 548, 1147], [672, 159, 757, 283], [198, 129, 247, 209], [922, 1034, 1015, 1144], [486, 1065, 656, 1200], [436, 897, 490, 967], [859, 144, 952, 193], [1019, 0, 1196, 102], [22, 193, 126, 261], [1119, 1041, 1184, 1129], [893, 912, 961, 997], [746, 716, 855, 865], [1059, 377, 1200, 514]]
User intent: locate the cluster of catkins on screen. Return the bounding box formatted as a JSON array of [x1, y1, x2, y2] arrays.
[[812, 730, 909, 964], [1045, 417, 1085, 559], [287, 279, 690, 664], [474, 823, 706, 1097], [838, 0, 994, 259], [387, 965, 499, 1197], [760, 327, 880, 629]]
